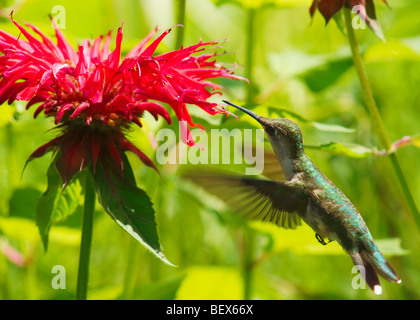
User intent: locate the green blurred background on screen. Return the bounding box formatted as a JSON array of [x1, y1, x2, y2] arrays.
[[0, 0, 419, 300]]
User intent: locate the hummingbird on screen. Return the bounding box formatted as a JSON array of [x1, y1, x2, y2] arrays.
[[185, 100, 401, 295]]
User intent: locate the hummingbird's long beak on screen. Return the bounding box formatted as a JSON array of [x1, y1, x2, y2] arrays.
[[222, 100, 262, 124]]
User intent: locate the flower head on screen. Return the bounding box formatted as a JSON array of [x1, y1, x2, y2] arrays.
[[0, 13, 244, 185], [310, 0, 387, 40]]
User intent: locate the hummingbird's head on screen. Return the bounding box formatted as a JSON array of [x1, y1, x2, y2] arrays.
[[223, 101, 304, 158], [259, 117, 304, 157]]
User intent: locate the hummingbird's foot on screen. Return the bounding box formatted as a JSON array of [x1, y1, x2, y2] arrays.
[[315, 233, 332, 245]]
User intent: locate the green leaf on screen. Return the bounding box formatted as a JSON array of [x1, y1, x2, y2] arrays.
[[9, 187, 42, 219], [266, 107, 355, 133], [92, 153, 173, 266], [310, 121, 355, 133], [376, 238, 409, 256], [333, 10, 346, 36], [305, 142, 374, 158], [299, 57, 353, 92], [35, 159, 81, 251], [268, 50, 353, 93]]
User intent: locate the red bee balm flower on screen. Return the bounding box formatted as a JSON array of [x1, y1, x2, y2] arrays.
[[0, 15, 244, 186]]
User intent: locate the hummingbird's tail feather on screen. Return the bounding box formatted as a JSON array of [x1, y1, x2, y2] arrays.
[[350, 252, 382, 295], [359, 249, 401, 284], [350, 243, 401, 295]]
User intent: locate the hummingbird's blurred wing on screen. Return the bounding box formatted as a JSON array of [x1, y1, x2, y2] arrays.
[[242, 145, 285, 181], [183, 169, 307, 229]]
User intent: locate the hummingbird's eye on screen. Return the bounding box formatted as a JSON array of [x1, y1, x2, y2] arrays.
[[265, 125, 274, 135]]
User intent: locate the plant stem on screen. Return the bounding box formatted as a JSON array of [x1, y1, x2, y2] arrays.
[[388, 153, 420, 227], [175, 0, 186, 49], [344, 10, 390, 148], [76, 172, 96, 300], [240, 7, 258, 300], [343, 9, 420, 228], [245, 7, 256, 106]]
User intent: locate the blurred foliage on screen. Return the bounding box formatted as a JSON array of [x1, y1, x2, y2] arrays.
[[0, 0, 420, 300]]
